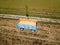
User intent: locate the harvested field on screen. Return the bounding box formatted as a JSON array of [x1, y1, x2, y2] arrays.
[[0, 18, 60, 45]]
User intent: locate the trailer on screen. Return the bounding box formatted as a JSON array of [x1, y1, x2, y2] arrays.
[[16, 18, 38, 32]]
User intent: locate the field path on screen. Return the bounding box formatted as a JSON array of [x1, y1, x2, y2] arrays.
[[0, 14, 60, 24]]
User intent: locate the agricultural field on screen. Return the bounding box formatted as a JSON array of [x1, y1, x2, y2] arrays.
[[0, 0, 60, 45], [0, 0, 60, 19], [0, 18, 60, 45]]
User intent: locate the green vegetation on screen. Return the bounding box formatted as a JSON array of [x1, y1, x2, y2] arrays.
[[0, 0, 60, 19]]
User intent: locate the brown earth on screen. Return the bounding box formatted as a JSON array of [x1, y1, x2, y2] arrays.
[[0, 18, 60, 45]]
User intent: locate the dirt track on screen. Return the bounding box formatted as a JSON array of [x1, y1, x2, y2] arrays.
[[0, 18, 60, 45], [0, 14, 60, 24]]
